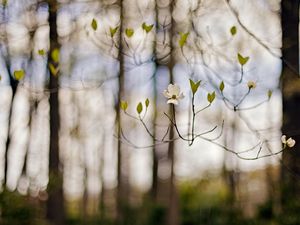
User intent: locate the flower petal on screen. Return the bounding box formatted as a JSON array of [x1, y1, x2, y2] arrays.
[[168, 84, 180, 96], [163, 90, 172, 98], [167, 99, 178, 105], [281, 135, 286, 144], [287, 138, 296, 148]]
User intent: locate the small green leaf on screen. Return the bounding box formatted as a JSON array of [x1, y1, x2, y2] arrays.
[[189, 79, 201, 95], [219, 81, 225, 92], [207, 91, 216, 104], [142, 22, 154, 33], [14, 70, 25, 81], [49, 63, 58, 76], [237, 53, 249, 66], [0, 75, 2, 81], [38, 49, 45, 56], [136, 102, 143, 114], [268, 90, 273, 100], [145, 98, 150, 108], [91, 18, 98, 31], [230, 26, 237, 36], [120, 101, 128, 111], [110, 26, 119, 37], [3, 0, 7, 7], [125, 28, 134, 38], [179, 32, 189, 47], [51, 48, 59, 63]]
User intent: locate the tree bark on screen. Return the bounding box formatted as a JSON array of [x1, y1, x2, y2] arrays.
[[46, 1, 65, 224], [116, 0, 127, 223], [281, 0, 300, 210]]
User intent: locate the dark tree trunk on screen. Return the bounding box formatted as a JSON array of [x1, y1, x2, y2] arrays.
[[166, 2, 179, 224], [46, 1, 65, 224], [281, 0, 300, 210], [116, 0, 127, 223]]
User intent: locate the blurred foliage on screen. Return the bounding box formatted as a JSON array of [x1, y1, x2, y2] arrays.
[[179, 176, 249, 225], [2, 177, 300, 225], [0, 190, 48, 225]]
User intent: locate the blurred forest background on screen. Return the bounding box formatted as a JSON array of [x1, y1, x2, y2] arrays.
[[0, 0, 300, 225]]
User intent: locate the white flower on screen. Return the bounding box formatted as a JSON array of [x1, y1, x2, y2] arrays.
[[163, 84, 184, 105], [247, 81, 256, 89], [281, 135, 296, 148], [281, 135, 287, 144], [287, 138, 296, 148]]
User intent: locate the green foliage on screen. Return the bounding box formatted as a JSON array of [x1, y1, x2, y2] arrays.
[[49, 63, 58, 76], [125, 28, 134, 38], [207, 91, 216, 103], [179, 32, 189, 47], [268, 90, 272, 100], [237, 53, 249, 66], [91, 18, 98, 31], [38, 49, 45, 56], [110, 26, 119, 37], [219, 81, 225, 92], [14, 70, 25, 81], [51, 48, 59, 63], [0, 75, 2, 81], [145, 98, 150, 108], [120, 101, 128, 111], [142, 22, 154, 33], [136, 102, 143, 114], [0, 191, 45, 225], [189, 79, 201, 95], [230, 26, 237, 36]]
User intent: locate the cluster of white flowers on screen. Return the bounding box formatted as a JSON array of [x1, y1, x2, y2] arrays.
[[163, 84, 184, 105], [281, 135, 296, 148]]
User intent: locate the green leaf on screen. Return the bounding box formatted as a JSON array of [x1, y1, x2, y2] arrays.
[[49, 63, 58, 76], [91, 18, 98, 31], [207, 91, 216, 104], [3, 0, 7, 7], [237, 53, 249, 66], [125, 28, 134, 38], [189, 79, 201, 95], [219, 81, 225, 92], [0, 75, 2, 81], [145, 98, 150, 108], [179, 32, 189, 47], [268, 90, 273, 100], [120, 101, 128, 111], [38, 49, 45, 56], [110, 26, 119, 37], [136, 102, 143, 114], [51, 48, 59, 63], [14, 70, 25, 81], [142, 22, 154, 33], [230, 26, 237, 36]]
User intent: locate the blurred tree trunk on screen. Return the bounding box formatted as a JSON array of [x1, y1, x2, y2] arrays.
[[151, 0, 162, 202], [166, 2, 179, 225], [222, 118, 239, 206], [151, 0, 179, 223], [100, 133, 106, 219], [116, 0, 127, 223], [46, 1, 65, 225], [281, 0, 300, 210]]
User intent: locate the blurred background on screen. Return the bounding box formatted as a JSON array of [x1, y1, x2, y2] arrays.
[[0, 0, 300, 224]]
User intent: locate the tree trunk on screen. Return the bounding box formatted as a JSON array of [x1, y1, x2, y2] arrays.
[[116, 0, 127, 223], [281, 0, 300, 210], [46, 1, 65, 224]]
